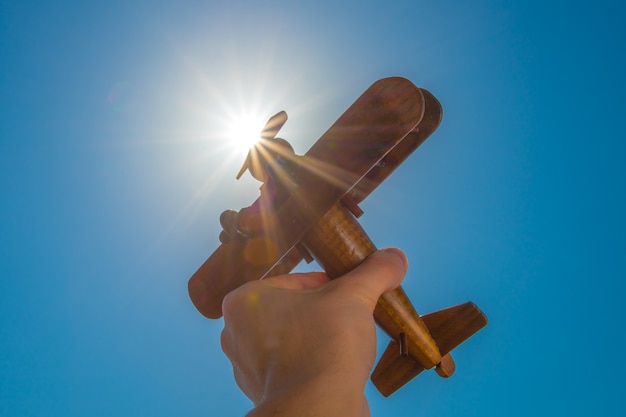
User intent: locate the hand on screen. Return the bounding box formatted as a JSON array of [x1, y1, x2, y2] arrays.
[[220, 248, 408, 416]]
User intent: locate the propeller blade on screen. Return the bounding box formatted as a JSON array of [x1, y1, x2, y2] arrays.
[[237, 111, 288, 180], [261, 111, 288, 139], [236, 153, 250, 180]]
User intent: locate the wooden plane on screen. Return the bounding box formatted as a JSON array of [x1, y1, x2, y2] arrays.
[[188, 77, 487, 397]]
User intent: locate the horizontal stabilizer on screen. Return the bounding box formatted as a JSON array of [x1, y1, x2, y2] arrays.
[[371, 302, 487, 397], [371, 339, 426, 397], [421, 302, 487, 355]]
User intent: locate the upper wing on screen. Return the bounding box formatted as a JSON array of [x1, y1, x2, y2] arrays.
[[301, 77, 428, 203], [349, 88, 442, 203]]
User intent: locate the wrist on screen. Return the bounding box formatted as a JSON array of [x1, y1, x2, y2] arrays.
[[246, 372, 370, 417]]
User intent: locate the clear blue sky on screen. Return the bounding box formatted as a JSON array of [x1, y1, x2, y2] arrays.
[[1, 1, 624, 416]]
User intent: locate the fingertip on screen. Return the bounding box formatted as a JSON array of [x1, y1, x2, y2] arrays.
[[329, 248, 408, 308], [364, 248, 408, 293], [377, 247, 408, 273]]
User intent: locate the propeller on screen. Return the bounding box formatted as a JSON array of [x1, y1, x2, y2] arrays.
[[236, 111, 289, 180]]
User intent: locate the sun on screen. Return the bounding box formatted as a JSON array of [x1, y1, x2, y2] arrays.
[[225, 112, 267, 155]]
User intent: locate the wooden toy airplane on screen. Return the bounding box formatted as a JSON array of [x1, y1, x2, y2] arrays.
[[188, 77, 487, 396]]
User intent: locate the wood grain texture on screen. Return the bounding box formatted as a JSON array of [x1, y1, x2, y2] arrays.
[[189, 78, 431, 318], [302, 202, 443, 370]]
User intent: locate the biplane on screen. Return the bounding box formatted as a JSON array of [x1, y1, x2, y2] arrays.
[[188, 77, 487, 396]]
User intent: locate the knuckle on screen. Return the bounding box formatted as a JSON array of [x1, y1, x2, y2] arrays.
[[220, 328, 231, 355], [221, 281, 257, 317]]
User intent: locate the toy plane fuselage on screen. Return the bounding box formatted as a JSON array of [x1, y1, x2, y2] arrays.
[[188, 77, 487, 396]]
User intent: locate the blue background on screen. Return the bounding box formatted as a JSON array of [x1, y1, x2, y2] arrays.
[[1, 1, 624, 416]]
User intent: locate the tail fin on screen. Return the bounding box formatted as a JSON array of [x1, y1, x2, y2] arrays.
[[371, 302, 487, 397]]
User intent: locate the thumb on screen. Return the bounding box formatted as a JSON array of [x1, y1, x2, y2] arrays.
[[329, 248, 408, 309]]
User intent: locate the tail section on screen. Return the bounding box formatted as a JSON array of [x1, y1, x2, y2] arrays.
[[371, 302, 487, 397]]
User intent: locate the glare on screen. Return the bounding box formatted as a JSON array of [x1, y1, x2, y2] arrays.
[[226, 112, 267, 155]]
